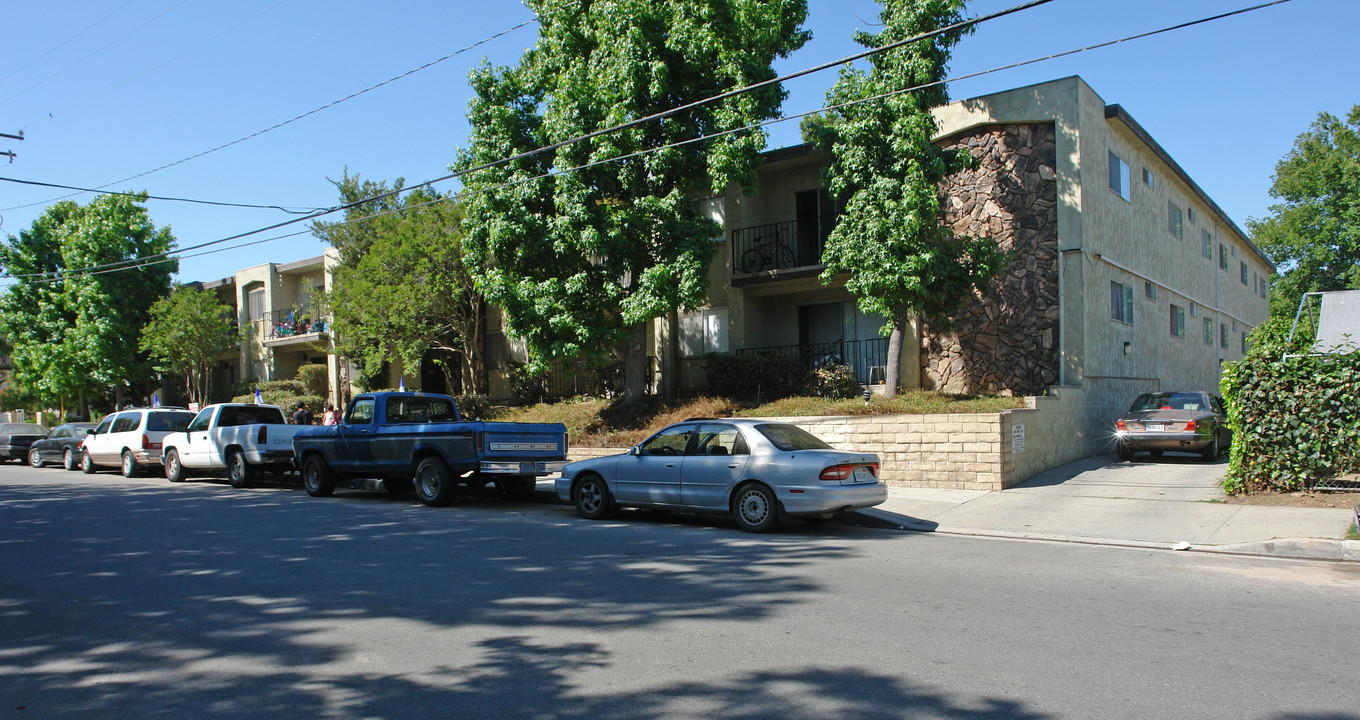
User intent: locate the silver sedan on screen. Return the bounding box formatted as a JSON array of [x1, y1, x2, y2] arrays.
[[556, 419, 886, 533]]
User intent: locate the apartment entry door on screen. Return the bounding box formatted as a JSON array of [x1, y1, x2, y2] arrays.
[[797, 301, 886, 383]]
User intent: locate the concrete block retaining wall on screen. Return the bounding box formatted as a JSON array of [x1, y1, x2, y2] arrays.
[[565, 386, 1091, 491]]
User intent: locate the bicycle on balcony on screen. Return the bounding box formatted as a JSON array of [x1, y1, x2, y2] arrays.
[[739, 231, 796, 274]]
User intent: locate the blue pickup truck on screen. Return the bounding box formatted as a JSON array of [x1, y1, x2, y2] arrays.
[[292, 391, 569, 506]]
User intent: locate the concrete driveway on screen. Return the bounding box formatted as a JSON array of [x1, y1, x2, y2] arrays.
[[1009, 451, 1228, 502]]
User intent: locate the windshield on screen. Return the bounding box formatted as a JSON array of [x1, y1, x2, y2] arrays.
[[3, 423, 48, 435], [1129, 392, 1208, 412], [385, 396, 458, 424], [219, 405, 287, 426], [146, 412, 197, 432], [756, 423, 833, 451]]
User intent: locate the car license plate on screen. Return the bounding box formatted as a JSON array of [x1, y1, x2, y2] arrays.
[[520, 462, 541, 473], [851, 465, 874, 483], [1145, 423, 1164, 432]]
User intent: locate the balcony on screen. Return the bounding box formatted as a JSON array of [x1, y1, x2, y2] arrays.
[[730, 220, 827, 284], [259, 306, 330, 348], [736, 337, 889, 386]]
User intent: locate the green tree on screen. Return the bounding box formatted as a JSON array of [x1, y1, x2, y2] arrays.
[[806, 0, 1007, 398], [1248, 105, 1360, 315], [458, 0, 809, 403], [312, 176, 485, 393], [0, 194, 176, 415], [140, 285, 242, 406]]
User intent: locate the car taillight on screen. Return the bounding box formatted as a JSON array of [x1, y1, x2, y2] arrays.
[[1115, 419, 1126, 430], [819, 463, 878, 481], [258, 425, 267, 444], [142, 434, 161, 451], [564, 432, 569, 451], [1184, 419, 1197, 431]]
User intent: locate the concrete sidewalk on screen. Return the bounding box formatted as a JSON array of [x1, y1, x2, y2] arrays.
[[860, 455, 1360, 562]]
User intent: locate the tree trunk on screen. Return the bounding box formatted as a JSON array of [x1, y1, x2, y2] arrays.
[[619, 323, 648, 404], [883, 303, 910, 399]]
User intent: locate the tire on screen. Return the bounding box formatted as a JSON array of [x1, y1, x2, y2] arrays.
[[1201, 437, 1220, 462], [165, 449, 187, 483], [774, 244, 795, 270], [302, 455, 335, 497], [573, 474, 613, 520], [121, 451, 140, 478], [63, 448, 78, 472], [732, 483, 779, 533], [740, 248, 766, 274], [1149, 449, 1164, 458], [384, 477, 413, 495], [414, 456, 455, 507], [500, 476, 536, 502], [81, 450, 95, 474], [28, 447, 43, 468], [1116, 443, 1133, 462], [227, 450, 255, 489]]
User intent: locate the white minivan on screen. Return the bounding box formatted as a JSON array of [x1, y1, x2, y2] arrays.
[[81, 407, 197, 477]]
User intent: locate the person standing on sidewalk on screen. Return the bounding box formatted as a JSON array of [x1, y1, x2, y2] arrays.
[[292, 401, 314, 426]]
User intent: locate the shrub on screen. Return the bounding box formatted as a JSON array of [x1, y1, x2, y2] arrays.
[[704, 353, 809, 401], [232, 379, 323, 420], [505, 361, 547, 406], [1221, 348, 1360, 493], [807, 363, 862, 399], [454, 394, 491, 421], [295, 363, 329, 398]]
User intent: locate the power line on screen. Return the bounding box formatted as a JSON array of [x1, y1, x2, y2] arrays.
[[3, 0, 1289, 285], [0, 0, 137, 85], [0, 12, 543, 214], [0, 176, 323, 214]]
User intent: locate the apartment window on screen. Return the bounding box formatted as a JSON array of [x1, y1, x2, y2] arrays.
[[1241, 331, 1249, 354], [1203, 318, 1213, 345], [1240, 261, 1248, 285], [246, 288, 265, 322], [1144, 281, 1156, 301], [1190, 302, 1198, 317], [1201, 229, 1212, 259], [1142, 167, 1154, 188], [1187, 208, 1197, 226], [1109, 151, 1131, 202], [1219, 244, 1229, 270], [679, 307, 729, 357], [1169, 304, 1186, 339], [1168, 202, 1183, 239], [1262, 275, 1269, 298], [1221, 323, 1229, 349], [1110, 281, 1134, 324], [698, 196, 725, 243]]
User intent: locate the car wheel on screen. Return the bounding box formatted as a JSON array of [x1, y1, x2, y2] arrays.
[[1149, 449, 1164, 458], [499, 475, 536, 502], [414, 456, 454, 507], [165, 449, 187, 483], [121, 451, 140, 478], [1201, 437, 1220, 462], [227, 450, 255, 489], [732, 483, 779, 533], [573, 474, 613, 519], [1116, 443, 1133, 462], [384, 477, 412, 495], [28, 447, 43, 468], [81, 450, 96, 474], [302, 455, 335, 497], [63, 448, 78, 471]]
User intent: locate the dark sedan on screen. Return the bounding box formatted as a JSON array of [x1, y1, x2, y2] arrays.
[[1114, 391, 1231, 462], [28, 422, 98, 470], [0, 422, 51, 464]]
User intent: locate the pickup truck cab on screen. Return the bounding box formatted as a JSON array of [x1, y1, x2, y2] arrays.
[[161, 403, 307, 488], [292, 391, 569, 506]]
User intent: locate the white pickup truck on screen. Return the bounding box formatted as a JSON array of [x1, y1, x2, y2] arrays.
[[161, 403, 309, 488]]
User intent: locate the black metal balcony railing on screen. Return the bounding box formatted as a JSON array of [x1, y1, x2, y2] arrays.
[[256, 306, 329, 340], [736, 337, 890, 385], [730, 220, 826, 276]]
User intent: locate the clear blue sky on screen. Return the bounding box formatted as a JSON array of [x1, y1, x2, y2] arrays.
[[1, 0, 1354, 287]]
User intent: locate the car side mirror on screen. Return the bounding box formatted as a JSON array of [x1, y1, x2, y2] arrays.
[[629, 445, 640, 456], [86, 429, 95, 435]]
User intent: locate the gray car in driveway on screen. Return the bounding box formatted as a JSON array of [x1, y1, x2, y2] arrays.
[[556, 418, 886, 533], [1114, 391, 1231, 461]]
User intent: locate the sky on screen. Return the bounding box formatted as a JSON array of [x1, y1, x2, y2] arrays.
[[1, 0, 1356, 288]]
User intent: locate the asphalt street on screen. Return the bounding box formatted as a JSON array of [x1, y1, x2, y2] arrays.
[[1, 463, 1357, 719]]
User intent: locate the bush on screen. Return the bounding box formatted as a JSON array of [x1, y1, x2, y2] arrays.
[[454, 394, 491, 421], [506, 361, 547, 406], [232, 379, 323, 420], [1221, 348, 1360, 493], [296, 363, 329, 398], [703, 353, 809, 401], [807, 363, 862, 399]]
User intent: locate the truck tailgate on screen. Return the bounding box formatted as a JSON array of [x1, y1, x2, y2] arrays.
[[479, 422, 569, 475]]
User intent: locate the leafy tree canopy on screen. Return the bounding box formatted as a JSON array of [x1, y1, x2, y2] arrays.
[[807, 0, 1007, 396], [457, 0, 809, 401], [0, 193, 175, 407], [140, 285, 242, 406], [1248, 105, 1360, 310]]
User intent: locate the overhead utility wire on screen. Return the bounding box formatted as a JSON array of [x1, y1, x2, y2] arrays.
[[0, 13, 542, 214], [0, 176, 323, 214], [0, 0, 137, 84], [5, 0, 1055, 282], [125, 0, 1304, 279]]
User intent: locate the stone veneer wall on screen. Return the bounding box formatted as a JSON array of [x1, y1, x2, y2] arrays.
[[565, 388, 1091, 492], [920, 122, 1060, 396]]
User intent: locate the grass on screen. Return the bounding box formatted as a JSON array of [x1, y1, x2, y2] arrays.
[[489, 391, 1027, 448], [1346, 521, 1360, 542]]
